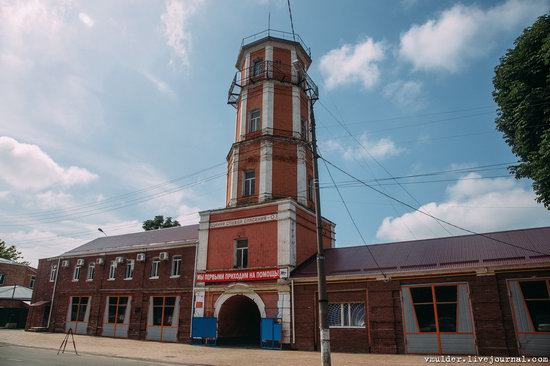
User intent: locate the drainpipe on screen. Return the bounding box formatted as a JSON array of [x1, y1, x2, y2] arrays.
[[189, 243, 199, 340], [47, 257, 61, 330], [291, 279, 296, 345]]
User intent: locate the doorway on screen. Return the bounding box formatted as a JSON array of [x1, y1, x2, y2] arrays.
[[217, 295, 261, 346]]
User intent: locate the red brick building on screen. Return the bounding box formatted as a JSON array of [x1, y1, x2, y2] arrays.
[[27, 30, 550, 356], [0, 258, 36, 328]]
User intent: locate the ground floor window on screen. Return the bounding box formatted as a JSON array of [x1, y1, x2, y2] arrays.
[[153, 297, 176, 326], [328, 303, 365, 327], [108, 296, 129, 324], [70, 296, 89, 322], [519, 280, 550, 332], [410, 284, 457, 332]]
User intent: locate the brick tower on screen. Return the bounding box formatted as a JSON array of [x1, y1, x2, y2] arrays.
[[193, 30, 335, 347]]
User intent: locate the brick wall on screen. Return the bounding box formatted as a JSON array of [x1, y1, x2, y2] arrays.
[[0, 262, 36, 287]]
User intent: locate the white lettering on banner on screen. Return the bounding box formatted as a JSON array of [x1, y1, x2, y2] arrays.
[[196, 268, 284, 283], [209, 214, 278, 229]]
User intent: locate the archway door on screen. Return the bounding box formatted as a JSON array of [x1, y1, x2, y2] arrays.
[[218, 295, 261, 346]]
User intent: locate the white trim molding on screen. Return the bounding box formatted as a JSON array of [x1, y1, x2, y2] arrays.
[[277, 201, 297, 267], [262, 81, 274, 135], [213, 285, 267, 318], [296, 145, 307, 205], [196, 211, 210, 272], [229, 146, 240, 207], [259, 139, 273, 202]]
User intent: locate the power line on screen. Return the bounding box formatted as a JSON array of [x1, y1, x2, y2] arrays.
[[321, 157, 550, 257], [321, 158, 387, 279], [319, 101, 453, 236]]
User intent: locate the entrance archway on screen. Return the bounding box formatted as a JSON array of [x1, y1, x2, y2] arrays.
[[217, 295, 261, 346]]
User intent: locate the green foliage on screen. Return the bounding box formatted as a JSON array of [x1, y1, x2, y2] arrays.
[[493, 14, 550, 208], [0, 239, 24, 262], [142, 215, 181, 231]]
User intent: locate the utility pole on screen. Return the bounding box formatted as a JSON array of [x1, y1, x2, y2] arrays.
[[310, 101, 331, 366]]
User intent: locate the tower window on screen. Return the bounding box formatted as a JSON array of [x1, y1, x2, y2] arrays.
[[235, 239, 248, 268], [249, 109, 261, 132], [243, 170, 255, 196], [252, 59, 264, 77]]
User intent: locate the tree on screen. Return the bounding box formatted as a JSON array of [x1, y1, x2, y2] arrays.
[[142, 215, 181, 231], [493, 14, 550, 208], [0, 239, 24, 262]]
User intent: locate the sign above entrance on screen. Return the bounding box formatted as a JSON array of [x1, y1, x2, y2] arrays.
[[209, 214, 278, 229], [196, 268, 285, 283]]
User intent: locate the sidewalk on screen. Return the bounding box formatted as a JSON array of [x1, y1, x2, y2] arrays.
[[0, 329, 431, 366]]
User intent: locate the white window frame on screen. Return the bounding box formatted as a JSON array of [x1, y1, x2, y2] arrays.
[[87, 263, 95, 281], [49, 265, 57, 282], [328, 302, 365, 328], [243, 170, 255, 196], [124, 259, 134, 280], [72, 265, 81, 282], [234, 239, 248, 269], [249, 109, 261, 133], [108, 261, 116, 280], [150, 258, 160, 279], [29, 275, 35, 289], [171, 256, 182, 278]]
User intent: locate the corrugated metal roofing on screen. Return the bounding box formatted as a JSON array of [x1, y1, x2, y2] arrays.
[[63, 224, 199, 255], [292, 226, 550, 277], [0, 285, 32, 300]]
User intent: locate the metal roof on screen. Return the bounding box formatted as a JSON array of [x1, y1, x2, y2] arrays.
[[63, 224, 199, 256], [0, 285, 32, 300], [292, 226, 550, 278]]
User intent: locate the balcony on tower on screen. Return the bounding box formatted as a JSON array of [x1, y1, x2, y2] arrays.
[[227, 29, 319, 107]]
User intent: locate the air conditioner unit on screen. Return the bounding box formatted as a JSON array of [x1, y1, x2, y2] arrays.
[[96, 257, 105, 265], [61, 260, 70, 268], [136, 253, 146, 262], [159, 252, 169, 261], [76, 259, 85, 266], [115, 256, 125, 264]]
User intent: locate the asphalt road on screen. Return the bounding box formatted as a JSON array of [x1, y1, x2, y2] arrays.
[[0, 343, 199, 366]]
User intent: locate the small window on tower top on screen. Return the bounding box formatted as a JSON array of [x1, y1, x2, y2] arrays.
[[249, 109, 261, 132], [243, 170, 256, 196]]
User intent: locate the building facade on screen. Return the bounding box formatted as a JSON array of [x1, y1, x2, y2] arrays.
[[0, 258, 36, 328], [27, 31, 550, 356]]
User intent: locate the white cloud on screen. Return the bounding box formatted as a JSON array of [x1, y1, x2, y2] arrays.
[[0, 136, 98, 191], [141, 70, 176, 97], [399, 0, 548, 72], [161, 0, 203, 68], [79, 12, 94, 28], [376, 173, 550, 241], [35, 191, 74, 210], [383, 80, 425, 110], [319, 38, 385, 90], [321, 133, 403, 161]]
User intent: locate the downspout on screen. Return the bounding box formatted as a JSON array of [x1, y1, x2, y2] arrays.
[[47, 257, 61, 330], [291, 279, 296, 345], [189, 242, 199, 340]]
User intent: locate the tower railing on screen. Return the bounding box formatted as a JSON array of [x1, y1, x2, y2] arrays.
[[241, 29, 311, 57], [227, 60, 319, 107]]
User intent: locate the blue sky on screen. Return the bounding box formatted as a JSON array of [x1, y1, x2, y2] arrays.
[[1, 0, 549, 266]]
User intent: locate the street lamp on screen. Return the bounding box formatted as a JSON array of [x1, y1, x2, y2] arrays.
[[97, 228, 107, 237]]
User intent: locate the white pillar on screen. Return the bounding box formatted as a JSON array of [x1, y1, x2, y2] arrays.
[[229, 147, 240, 207], [292, 86, 301, 139], [277, 202, 296, 267], [278, 290, 292, 344], [291, 49, 297, 83], [297, 145, 307, 205], [197, 211, 210, 272], [239, 89, 248, 140], [259, 140, 272, 202], [262, 81, 274, 135]]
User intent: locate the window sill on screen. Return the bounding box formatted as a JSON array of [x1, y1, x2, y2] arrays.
[[124, 278, 133, 280], [170, 275, 181, 278], [107, 278, 115, 281], [71, 279, 79, 282], [149, 276, 159, 280], [86, 279, 93, 282], [329, 326, 365, 329]]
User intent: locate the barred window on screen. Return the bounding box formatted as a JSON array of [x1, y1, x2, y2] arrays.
[[328, 303, 365, 328]]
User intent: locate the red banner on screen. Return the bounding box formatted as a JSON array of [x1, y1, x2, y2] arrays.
[[196, 268, 283, 283]]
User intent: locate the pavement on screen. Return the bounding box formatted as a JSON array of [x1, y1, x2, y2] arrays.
[[0, 329, 530, 366]]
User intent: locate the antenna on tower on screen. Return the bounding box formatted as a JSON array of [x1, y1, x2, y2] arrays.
[[286, 0, 296, 42], [268, 11, 271, 34]]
